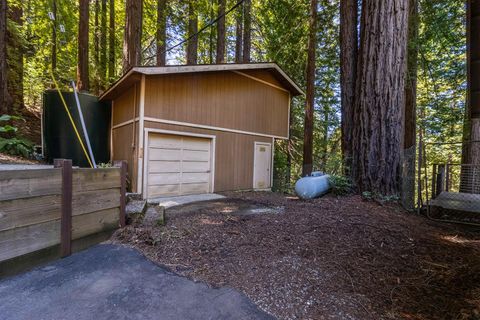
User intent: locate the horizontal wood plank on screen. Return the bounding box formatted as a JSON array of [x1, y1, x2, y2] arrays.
[[0, 169, 62, 201], [72, 208, 120, 240], [72, 188, 120, 216], [72, 168, 121, 192], [0, 195, 61, 232], [0, 220, 60, 262]]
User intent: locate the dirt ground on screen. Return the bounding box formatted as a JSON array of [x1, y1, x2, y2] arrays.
[[113, 192, 480, 320]]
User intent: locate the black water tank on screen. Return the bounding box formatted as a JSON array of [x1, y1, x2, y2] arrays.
[[43, 90, 111, 167]]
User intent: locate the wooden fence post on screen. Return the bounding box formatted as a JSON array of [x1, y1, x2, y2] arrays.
[[54, 159, 72, 258], [114, 160, 127, 227]]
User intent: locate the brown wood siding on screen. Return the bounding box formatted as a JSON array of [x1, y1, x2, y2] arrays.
[[239, 69, 284, 87], [144, 71, 290, 137], [111, 123, 138, 192], [144, 121, 272, 192], [112, 84, 136, 126]]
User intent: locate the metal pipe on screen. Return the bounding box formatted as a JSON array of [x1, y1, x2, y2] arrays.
[[71, 81, 97, 168]]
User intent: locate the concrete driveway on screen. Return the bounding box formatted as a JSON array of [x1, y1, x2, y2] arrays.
[[0, 244, 274, 320]]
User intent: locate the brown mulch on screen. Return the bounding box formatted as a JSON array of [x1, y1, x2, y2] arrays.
[[0, 153, 41, 164], [113, 192, 480, 320]]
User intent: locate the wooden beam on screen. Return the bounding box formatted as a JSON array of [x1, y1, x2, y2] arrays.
[[114, 160, 127, 227], [54, 159, 72, 258]]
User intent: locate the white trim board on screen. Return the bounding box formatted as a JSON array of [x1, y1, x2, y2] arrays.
[[143, 117, 288, 140], [142, 128, 216, 199], [137, 75, 146, 194]]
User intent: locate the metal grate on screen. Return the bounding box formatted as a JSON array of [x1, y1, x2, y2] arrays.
[[428, 163, 480, 225]]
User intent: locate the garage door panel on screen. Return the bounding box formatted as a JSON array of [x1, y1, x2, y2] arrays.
[[149, 161, 181, 173], [149, 135, 181, 148], [181, 172, 210, 184], [181, 183, 209, 194], [148, 173, 181, 185], [183, 137, 211, 151], [182, 161, 210, 173], [148, 184, 181, 198], [182, 150, 210, 162], [149, 148, 182, 161], [147, 133, 212, 198]]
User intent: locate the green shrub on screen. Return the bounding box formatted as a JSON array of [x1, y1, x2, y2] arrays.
[[0, 114, 34, 158], [328, 175, 353, 196]]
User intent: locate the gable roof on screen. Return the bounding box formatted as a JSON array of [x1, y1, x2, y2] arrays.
[[99, 62, 304, 101]]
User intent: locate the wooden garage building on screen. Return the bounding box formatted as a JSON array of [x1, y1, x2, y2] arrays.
[[99, 63, 303, 199]]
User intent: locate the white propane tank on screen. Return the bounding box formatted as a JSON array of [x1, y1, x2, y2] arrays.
[[295, 173, 331, 199]]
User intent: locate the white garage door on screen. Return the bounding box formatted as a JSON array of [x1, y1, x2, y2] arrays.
[[147, 133, 212, 198]]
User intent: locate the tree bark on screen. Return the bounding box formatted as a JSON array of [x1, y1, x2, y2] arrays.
[[242, 0, 251, 63], [7, 3, 24, 113], [302, 0, 317, 177], [123, 0, 143, 72], [351, 0, 409, 195], [93, 0, 99, 92], [186, 1, 198, 65], [156, 0, 167, 66], [52, 0, 57, 72], [340, 0, 357, 176], [402, 0, 418, 209], [235, 5, 243, 63], [216, 0, 226, 64], [108, 0, 115, 81], [100, 0, 107, 86], [0, 0, 10, 114], [77, 0, 89, 92]]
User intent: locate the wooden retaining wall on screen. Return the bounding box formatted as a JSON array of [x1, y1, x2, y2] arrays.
[[0, 160, 126, 267]]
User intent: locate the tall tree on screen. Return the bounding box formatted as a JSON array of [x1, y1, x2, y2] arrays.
[[463, 0, 480, 166], [216, 0, 226, 64], [93, 0, 99, 91], [108, 0, 115, 81], [7, 2, 24, 112], [77, 0, 90, 91], [100, 0, 107, 86], [402, 0, 418, 209], [123, 0, 143, 72], [0, 0, 10, 114], [340, 0, 357, 176], [51, 0, 57, 72], [351, 0, 409, 195], [235, 5, 243, 63], [242, 0, 251, 62], [186, 1, 198, 65], [302, 0, 317, 177], [156, 0, 167, 66]]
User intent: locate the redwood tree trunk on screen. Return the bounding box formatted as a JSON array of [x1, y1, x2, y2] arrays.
[[94, 0, 99, 92], [77, 0, 90, 92], [156, 0, 167, 66], [108, 0, 115, 81], [242, 0, 251, 63], [52, 0, 57, 72], [402, 0, 418, 209], [0, 0, 10, 114], [216, 0, 226, 64], [7, 3, 24, 113], [186, 1, 198, 65], [123, 0, 143, 72], [351, 0, 409, 195], [100, 0, 107, 86], [302, 0, 318, 177], [235, 6, 243, 63], [340, 0, 357, 176]]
